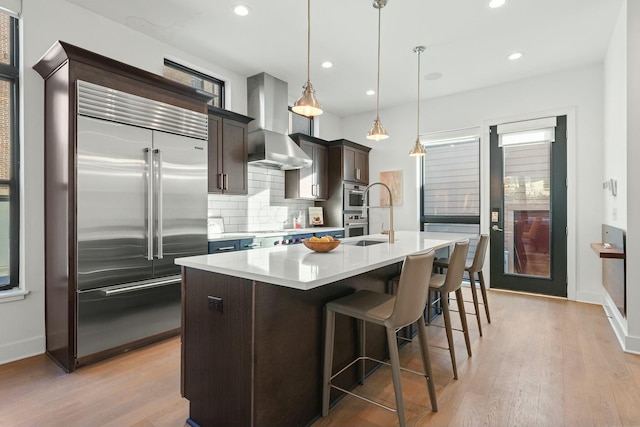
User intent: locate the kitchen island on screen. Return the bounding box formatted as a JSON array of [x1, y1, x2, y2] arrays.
[[176, 231, 467, 427]]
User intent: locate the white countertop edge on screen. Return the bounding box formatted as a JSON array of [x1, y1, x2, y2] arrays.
[[176, 250, 433, 291], [178, 232, 471, 291]]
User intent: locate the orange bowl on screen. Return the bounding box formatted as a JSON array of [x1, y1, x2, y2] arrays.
[[302, 238, 341, 253]]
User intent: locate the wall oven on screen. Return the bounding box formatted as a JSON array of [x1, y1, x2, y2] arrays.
[[344, 183, 366, 211], [344, 213, 368, 238]]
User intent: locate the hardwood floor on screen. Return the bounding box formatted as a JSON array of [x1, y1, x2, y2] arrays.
[[1, 289, 639, 427]]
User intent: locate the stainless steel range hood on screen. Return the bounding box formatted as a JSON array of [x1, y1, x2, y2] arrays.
[[247, 72, 313, 170]]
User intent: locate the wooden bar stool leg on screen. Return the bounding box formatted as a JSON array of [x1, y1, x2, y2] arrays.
[[455, 288, 472, 357], [441, 297, 458, 379], [478, 271, 491, 323], [385, 327, 406, 427], [468, 271, 483, 337], [416, 314, 438, 412], [322, 308, 335, 417]]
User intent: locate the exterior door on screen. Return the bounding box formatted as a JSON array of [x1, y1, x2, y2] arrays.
[[489, 116, 567, 296]]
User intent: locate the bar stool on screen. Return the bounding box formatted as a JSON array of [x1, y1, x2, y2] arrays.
[[433, 234, 490, 336], [426, 240, 470, 380], [322, 251, 437, 427]]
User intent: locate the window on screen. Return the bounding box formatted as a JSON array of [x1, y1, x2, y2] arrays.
[[420, 131, 480, 261], [289, 107, 314, 136], [0, 11, 18, 292], [163, 59, 224, 108]]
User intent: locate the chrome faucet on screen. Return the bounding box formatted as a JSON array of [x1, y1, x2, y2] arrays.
[[361, 182, 394, 243]]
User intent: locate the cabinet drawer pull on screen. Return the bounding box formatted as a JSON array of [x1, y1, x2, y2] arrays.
[[217, 246, 235, 251]]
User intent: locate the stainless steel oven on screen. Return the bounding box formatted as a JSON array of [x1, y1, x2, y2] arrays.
[[344, 213, 368, 238], [343, 183, 366, 211]]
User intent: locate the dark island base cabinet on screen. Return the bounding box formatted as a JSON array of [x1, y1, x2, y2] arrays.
[[181, 263, 400, 427]]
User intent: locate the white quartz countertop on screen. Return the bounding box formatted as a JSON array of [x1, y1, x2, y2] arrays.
[[177, 231, 470, 290], [208, 227, 344, 242]]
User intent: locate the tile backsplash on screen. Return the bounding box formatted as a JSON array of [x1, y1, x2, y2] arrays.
[[208, 165, 313, 232]]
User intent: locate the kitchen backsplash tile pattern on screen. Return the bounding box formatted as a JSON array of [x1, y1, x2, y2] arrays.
[[208, 165, 313, 232]]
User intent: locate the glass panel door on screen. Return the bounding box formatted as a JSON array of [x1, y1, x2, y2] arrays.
[[489, 116, 567, 296], [502, 141, 551, 277]]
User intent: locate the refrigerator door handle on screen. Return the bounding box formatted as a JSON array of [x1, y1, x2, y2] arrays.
[[145, 147, 154, 261], [98, 275, 182, 296], [155, 148, 164, 259]]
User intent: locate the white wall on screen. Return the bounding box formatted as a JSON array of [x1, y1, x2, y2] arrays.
[[604, 1, 628, 228], [208, 166, 313, 232], [625, 0, 640, 352], [342, 64, 605, 304], [602, 0, 629, 347], [0, 0, 249, 364]]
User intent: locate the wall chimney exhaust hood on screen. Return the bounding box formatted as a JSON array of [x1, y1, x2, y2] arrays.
[[247, 72, 313, 170]]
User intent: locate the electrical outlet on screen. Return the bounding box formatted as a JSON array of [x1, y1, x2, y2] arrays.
[[208, 296, 223, 313]]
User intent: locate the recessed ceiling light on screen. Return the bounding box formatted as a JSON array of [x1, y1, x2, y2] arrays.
[[366, 90, 375, 96], [508, 52, 523, 61], [233, 5, 250, 16], [321, 61, 333, 69], [424, 72, 443, 81], [489, 0, 507, 8]]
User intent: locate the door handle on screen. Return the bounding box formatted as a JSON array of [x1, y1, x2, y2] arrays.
[[155, 149, 163, 259], [218, 173, 223, 190], [224, 174, 229, 190], [145, 148, 154, 261], [492, 225, 503, 232]]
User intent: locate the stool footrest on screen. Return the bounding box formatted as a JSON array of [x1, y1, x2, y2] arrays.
[[329, 355, 430, 414]]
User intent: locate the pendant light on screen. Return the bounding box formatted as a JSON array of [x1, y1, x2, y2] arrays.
[[367, 0, 389, 141], [292, 0, 323, 117], [409, 46, 427, 157]]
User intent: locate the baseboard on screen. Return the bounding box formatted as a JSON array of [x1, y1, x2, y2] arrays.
[[0, 335, 45, 365], [625, 334, 640, 355], [575, 289, 603, 305], [601, 292, 634, 354]]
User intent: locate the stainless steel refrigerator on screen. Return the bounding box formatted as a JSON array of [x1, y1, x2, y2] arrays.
[[75, 81, 208, 358]]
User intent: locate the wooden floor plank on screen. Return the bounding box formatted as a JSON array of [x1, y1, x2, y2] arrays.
[[1, 289, 639, 427]]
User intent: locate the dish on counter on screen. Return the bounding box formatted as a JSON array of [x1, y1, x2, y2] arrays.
[[302, 237, 341, 253]]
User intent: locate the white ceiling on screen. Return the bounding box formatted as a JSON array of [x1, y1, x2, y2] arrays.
[[66, 0, 622, 118]]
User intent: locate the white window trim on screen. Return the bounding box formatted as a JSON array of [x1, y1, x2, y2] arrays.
[[0, 288, 28, 303]]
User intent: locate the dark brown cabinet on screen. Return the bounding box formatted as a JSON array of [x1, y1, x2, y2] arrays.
[[208, 107, 253, 195], [334, 139, 370, 184], [285, 134, 328, 200]]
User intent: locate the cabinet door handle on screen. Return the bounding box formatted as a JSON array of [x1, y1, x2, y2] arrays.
[[218, 173, 223, 190], [224, 174, 229, 190], [217, 246, 235, 251], [356, 169, 361, 180]]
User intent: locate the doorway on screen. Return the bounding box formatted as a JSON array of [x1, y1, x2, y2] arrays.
[[489, 116, 567, 297]]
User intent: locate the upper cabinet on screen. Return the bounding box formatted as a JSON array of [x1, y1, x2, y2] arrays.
[[207, 106, 253, 195], [330, 139, 371, 185], [285, 134, 328, 200]]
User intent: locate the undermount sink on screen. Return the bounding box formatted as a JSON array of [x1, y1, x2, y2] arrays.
[[344, 239, 387, 247]]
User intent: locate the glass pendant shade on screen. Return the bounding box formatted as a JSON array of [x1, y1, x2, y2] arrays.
[[367, 117, 389, 141], [409, 138, 426, 156], [292, 81, 322, 117]]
